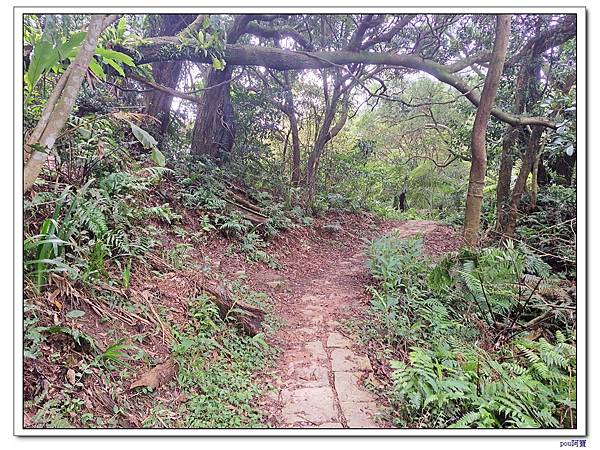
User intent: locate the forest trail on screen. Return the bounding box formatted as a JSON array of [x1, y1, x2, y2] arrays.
[[253, 217, 449, 428]]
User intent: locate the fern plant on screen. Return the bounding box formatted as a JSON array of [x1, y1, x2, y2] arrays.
[[365, 233, 576, 429], [390, 333, 576, 428]]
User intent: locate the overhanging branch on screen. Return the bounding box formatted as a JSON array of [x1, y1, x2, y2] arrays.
[[135, 40, 557, 128]]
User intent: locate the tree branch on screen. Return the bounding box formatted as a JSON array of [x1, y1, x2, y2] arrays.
[[135, 41, 556, 128]]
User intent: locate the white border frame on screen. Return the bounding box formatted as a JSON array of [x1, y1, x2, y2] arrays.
[[13, 4, 587, 437]]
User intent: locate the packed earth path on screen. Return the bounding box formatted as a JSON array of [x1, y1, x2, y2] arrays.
[[236, 215, 459, 429]]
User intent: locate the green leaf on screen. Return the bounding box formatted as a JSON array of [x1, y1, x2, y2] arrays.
[[151, 147, 166, 167], [88, 58, 106, 80], [26, 39, 59, 90], [103, 57, 125, 77], [117, 17, 126, 37], [96, 47, 135, 67], [58, 31, 86, 59], [129, 122, 158, 149], [66, 310, 86, 319], [78, 128, 92, 139], [212, 58, 225, 71]]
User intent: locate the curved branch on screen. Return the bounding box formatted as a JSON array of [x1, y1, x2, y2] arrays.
[[245, 22, 314, 50], [135, 41, 556, 128]]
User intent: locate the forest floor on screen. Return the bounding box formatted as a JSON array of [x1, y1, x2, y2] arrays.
[[218, 213, 460, 428], [24, 210, 459, 429]]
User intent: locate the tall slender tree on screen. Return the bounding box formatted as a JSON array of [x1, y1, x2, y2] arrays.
[[463, 14, 512, 246], [24, 14, 117, 192]]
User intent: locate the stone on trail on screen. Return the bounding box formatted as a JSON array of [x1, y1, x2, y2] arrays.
[[339, 401, 378, 428], [305, 341, 328, 360], [334, 372, 374, 403], [318, 422, 344, 428], [280, 386, 337, 425], [326, 332, 353, 348], [331, 348, 372, 372], [284, 364, 329, 388]]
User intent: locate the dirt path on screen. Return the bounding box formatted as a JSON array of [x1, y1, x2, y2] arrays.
[[253, 217, 450, 428]]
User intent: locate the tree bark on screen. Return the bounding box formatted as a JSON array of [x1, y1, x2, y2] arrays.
[[495, 128, 518, 232], [504, 126, 544, 236], [143, 14, 196, 136], [202, 281, 264, 336], [282, 72, 302, 186], [190, 66, 236, 159], [496, 18, 546, 234], [463, 15, 512, 247], [305, 86, 349, 200], [529, 149, 540, 210], [190, 15, 252, 160], [24, 15, 117, 192]]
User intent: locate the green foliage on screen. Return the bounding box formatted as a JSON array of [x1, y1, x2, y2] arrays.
[[518, 185, 576, 278], [363, 233, 576, 428], [143, 294, 273, 428], [163, 243, 194, 269], [140, 204, 181, 224], [392, 332, 575, 428], [24, 161, 163, 293]]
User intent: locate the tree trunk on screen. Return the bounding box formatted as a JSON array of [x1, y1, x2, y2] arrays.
[[305, 82, 349, 199], [144, 15, 196, 136], [24, 15, 116, 192], [530, 148, 541, 210], [496, 128, 518, 231], [190, 66, 236, 160], [537, 154, 550, 186], [463, 15, 511, 246], [190, 15, 252, 161], [496, 21, 544, 234], [282, 72, 302, 186], [504, 126, 544, 236]]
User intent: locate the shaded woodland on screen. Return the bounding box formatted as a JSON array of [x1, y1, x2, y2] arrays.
[[22, 13, 577, 429]]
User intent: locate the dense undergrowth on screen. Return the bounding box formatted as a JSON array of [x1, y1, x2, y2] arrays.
[[359, 234, 576, 428], [22, 114, 299, 428]]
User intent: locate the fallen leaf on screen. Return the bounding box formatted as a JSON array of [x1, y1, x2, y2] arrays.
[[66, 368, 76, 384], [130, 359, 176, 390]]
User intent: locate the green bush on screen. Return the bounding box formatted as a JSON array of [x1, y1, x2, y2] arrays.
[[363, 233, 576, 428]]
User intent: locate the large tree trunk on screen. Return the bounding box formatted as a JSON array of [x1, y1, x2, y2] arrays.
[[463, 15, 511, 246], [190, 67, 236, 160], [24, 15, 117, 192], [190, 15, 252, 161], [144, 15, 196, 136]]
